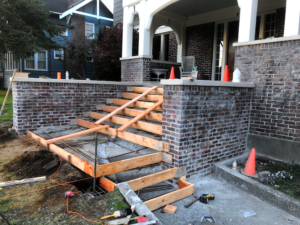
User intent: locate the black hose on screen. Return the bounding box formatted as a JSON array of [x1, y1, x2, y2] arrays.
[[0, 212, 10, 225]]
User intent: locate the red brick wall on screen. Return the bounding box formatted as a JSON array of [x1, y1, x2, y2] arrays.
[[186, 23, 215, 80]]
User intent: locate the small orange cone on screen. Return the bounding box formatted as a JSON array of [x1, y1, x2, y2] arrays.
[[223, 65, 230, 82], [169, 67, 175, 79], [243, 148, 256, 176]]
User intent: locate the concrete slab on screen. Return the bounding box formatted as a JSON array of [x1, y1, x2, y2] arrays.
[[150, 176, 300, 225]]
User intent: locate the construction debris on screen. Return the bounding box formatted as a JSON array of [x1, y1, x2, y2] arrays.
[[163, 204, 177, 214]]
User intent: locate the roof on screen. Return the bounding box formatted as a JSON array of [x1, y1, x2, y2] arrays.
[[44, 0, 70, 13]]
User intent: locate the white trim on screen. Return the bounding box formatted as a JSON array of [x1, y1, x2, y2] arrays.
[[73, 11, 113, 21], [54, 49, 64, 60], [85, 22, 95, 39], [24, 51, 48, 71], [233, 35, 300, 46], [60, 0, 93, 19]]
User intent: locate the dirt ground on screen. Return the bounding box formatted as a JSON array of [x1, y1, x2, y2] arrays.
[[0, 124, 128, 225]]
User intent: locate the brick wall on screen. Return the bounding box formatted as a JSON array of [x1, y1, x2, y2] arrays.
[[235, 41, 300, 142], [162, 85, 252, 177], [168, 32, 178, 62], [186, 23, 215, 80], [150, 61, 180, 79], [121, 58, 151, 82], [12, 81, 128, 134], [275, 8, 286, 38]]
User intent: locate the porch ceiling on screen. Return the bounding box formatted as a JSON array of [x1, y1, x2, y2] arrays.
[[163, 0, 238, 17]]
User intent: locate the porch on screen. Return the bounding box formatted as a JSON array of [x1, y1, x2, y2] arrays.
[[120, 0, 299, 82]]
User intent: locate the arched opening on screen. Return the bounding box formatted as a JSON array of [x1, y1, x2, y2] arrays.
[[152, 26, 178, 62]]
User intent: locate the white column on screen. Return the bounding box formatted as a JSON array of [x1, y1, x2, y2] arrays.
[[138, 0, 151, 56], [122, 6, 133, 58], [284, 0, 300, 37], [237, 0, 258, 42], [159, 34, 165, 61]]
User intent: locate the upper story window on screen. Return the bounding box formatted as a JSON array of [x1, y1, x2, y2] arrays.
[[25, 51, 47, 71], [5, 52, 19, 71], [265, 13, 276, 38], [85, 22, 95, 39], [54, 49, 64, 60]]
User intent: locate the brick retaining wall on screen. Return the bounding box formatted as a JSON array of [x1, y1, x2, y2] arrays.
[[12, 80, 129, 134], [162, 85, 252, 177], [235, 41, 300, 142]]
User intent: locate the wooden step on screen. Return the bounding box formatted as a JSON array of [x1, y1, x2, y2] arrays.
[[98, 105, 162, 122], [130, 87, 164, 95], [89, 111, 162, 135], [122, 92, 163, 102], [107, 99, 163, 111]]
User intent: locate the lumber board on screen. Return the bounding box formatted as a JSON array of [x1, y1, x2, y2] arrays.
[[178, 179, 194, 191], [101, 105, 162, 122], [95, 86, 158, 125], [89, 111, 162, 135], [118, 100, 163, 132], [122, 92, 163, 102], [99, 177, 116, 192], [127, 168, 178, 191], [144, 185, 195, 211], [132, 87, 164, 95], [78, 119, 169, 152], [46, 125, 109, 144], [110, 99, 163, 111], [27, 131, 94, 176], [96, 153, 163, 176]]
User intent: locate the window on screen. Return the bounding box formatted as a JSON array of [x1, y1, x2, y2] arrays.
[[25, 51, 47, 70], [4, 52, 19, 71], [265, 13, 276, 38], [54, 49, 64, 59], [214, 23, 225, 81], [61, 28, 68, 36], [85, 23, 94, 39]]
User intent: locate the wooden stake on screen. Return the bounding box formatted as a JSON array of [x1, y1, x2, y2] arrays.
[[0, 69, 16, 118], [118, 100, 163, 132], [46, 125, 109, 144], [95, 86, 158, 125]]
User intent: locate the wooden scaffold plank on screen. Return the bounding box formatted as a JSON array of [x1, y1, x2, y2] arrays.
[[108, 99, 163, 111], [89, 111, 162, 135], [132, 87, 164, 95], [118, 100, 163, 132], [95, 86, 158, 125], [78, 119, 170, 152], [100, 105, 162, 122], [122, 92, 163, 102]]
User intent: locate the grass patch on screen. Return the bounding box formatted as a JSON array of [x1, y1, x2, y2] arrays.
[[0, 90, 13, 122], [107, 188, 129, 211]]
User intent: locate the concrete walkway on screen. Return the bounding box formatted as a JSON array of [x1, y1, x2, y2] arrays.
[[149, 176, 300, 225]]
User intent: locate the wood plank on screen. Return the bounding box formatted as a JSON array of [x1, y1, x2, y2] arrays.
[[46, 125, 109, 144], [127, 168, 178, 191], [101, 105, 162, 122], [178, 179, 194, 191], [27, 131, 94, 176], [144, 185, 195, 211], [132, 87, 164, 95], [96, 153, 163, 176], [78, 119, 169, 152], [95, 86, 158, 125], [89, 112, 162, 135], [118, 100, 163, 132], [99, 177, 116, 192], [122, 93, 163, 102], [110, 99, 163, 111]]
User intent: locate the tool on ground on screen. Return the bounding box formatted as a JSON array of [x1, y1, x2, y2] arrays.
[[105, 206, 136, 224], [199, 194, 215, 204], [65, 191, 74, 198], [185, 196, 200, 208], [131, 221, 156, 225], [101, 207, 133, 220], [200, 216, 216, 223]]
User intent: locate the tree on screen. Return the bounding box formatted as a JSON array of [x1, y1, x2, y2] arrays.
[[0, 0, 64, 59]]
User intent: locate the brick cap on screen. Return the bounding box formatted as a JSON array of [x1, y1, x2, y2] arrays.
[[13, 78, 144, 86], [120, 55, 152, 60], [160, 79, 255, 88], [233, 34, 300, 47]]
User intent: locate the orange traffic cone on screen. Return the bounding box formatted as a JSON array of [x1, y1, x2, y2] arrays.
[[169, 67, 175, 79], [223, 65, 230, 82], [243, 148, 256, 176]]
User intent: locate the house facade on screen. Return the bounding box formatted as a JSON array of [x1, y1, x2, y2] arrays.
[[2, 0, 113, 88]]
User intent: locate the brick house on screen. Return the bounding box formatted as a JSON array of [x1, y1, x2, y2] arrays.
[[1, 0, 113, 88]]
